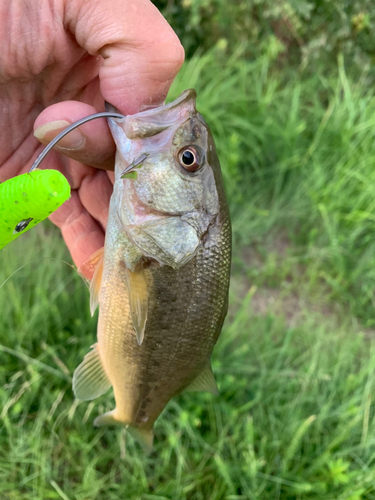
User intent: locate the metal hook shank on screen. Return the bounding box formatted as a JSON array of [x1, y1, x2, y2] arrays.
[[29, 111, 125, 172]]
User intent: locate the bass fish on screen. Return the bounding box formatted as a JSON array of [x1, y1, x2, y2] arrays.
[[73, 89, 231, 450]]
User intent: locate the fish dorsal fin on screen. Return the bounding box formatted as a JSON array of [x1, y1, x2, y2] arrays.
[[73, 344, 111, 401], [186, 362, 219, 395], [79, 247, 105, 316], [124, 268, 148, 345]]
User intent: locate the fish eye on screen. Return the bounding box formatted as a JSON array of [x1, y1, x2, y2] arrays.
[[178, 146, 202, 172]]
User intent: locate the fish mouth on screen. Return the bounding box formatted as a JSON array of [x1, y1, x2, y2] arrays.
[[106, 89, 197, 140], [106, 89, 196, 116], [136, 89, 196, 116]]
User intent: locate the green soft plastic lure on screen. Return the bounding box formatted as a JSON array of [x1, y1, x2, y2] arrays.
[[0, 169, 71, 250], [0, 110, 125, 250]]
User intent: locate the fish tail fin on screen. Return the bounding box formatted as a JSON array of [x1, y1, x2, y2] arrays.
[[94, 410, 154, 452], [127, 425, 154, 453]]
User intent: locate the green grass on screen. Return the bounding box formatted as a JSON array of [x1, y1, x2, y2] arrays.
[[1, 48, 375, 499], [169, 48, 375, 325], [1, 227, 375, 499]]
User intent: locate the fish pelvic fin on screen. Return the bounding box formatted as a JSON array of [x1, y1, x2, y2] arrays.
[[94, 410, 154, 452], [73, 344, 111, 401], [124, 267, 148, 345], [78, 246, 105, 316], [185, 361, 219, 395]]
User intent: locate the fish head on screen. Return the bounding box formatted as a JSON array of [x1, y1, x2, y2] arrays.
[[107, 90, 223, 268]]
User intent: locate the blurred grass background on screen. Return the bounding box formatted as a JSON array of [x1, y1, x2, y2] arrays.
[[1, 1, 375, 498]]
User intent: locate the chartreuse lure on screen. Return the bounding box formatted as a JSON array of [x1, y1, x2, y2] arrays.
[[0, 169, 71, 250], [0, 110, 125, 250]]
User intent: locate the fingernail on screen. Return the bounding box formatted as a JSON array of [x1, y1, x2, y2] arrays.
[[34, 120, 86, 150]]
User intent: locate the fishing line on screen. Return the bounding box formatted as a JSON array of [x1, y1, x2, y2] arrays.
[[0, 257, 77, 290]]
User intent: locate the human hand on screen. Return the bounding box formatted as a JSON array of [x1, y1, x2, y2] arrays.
[[0, 0, 184, 274]]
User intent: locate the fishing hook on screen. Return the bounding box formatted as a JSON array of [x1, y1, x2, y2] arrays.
[[120, 153, 149, 178], [29, 111, 125, 172]]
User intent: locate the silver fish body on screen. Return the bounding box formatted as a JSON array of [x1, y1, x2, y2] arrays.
[[73, 90, 231, 449]]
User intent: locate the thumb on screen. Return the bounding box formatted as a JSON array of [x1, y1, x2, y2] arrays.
[[64, 0, 184, 115]]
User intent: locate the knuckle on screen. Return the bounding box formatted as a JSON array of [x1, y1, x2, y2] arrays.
[[159, 33, 185, 72], [138, 29, 184, 79]]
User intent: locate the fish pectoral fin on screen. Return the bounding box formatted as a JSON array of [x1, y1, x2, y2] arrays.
[[185, 362, 219, 395], [73, 344, 111, 401], [124, 268, 148, 345], [78, 247, 105, 316]]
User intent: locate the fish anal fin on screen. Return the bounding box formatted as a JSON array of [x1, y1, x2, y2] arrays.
[[185, 362, 219, 395], [124, 268, 148, 345], [78, 247, 105, 316], [94, 410, 154, 453], [73, 344, 111, 401]]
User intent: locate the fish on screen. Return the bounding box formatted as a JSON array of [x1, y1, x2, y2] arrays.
[[72, 89, 231, 450]]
